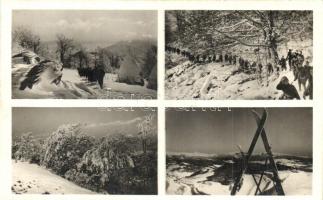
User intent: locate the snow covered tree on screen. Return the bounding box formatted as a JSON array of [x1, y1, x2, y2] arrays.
[[137, 114, 156, 154], [96, 47, 113, 73], [65, 133, 138, 193], [166, 11, 312, 65], [56, 34, 75, 68], [76, 47, 89, 68], [29, 118, 158, 194], [143, 45, 157, 90], [12, 27, 42, 54], [12, 132, 44, 164], [42, 123, 94, 175]]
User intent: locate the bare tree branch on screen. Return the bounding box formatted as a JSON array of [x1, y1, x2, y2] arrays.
[[212, 28, 269, 48], [235, 11, 267, 30]]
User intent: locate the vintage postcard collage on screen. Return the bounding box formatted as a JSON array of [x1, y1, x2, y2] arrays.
[[0, 0, 322, 200]]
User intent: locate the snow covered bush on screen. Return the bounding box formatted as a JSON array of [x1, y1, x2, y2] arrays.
[[42, 123, 95, 175], [102, 132, 157, 194], [143, 45, 157, 90], [106, 151, 157, 194], [63, 132, 157, 194], [114, 40, 157, 88], [65, 134, 137, 192], [12, 132, 45, 164], [13, 119, 157, 194]]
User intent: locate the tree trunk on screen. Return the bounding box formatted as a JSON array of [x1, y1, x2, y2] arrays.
[[266, 11, 280, 65], [60, 51, 65, 64], [268, 42, 279, 65]]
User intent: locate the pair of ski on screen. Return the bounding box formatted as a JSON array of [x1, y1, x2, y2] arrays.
[[230, 108, 285, 195]]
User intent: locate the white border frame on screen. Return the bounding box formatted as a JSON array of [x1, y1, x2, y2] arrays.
[[1, 0, 322, 200]]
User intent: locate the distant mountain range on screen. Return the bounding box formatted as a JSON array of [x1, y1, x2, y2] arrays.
[[167, 151, 312, 159], [167, 152, 218, 158], [41, 40, 113, 51]]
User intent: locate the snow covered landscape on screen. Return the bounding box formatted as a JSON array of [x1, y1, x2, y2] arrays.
[[12, 10, 157, 99], [165, 10, 313, 100], [12, 161, 96, 194], [12, 66, 157, 99], [12, 108, 158, 194], [166, 108, 312, 195], [166, 153, 312, 195], [165, 54, 307, 100]]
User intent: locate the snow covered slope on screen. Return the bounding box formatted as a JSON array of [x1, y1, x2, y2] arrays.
[[166, 154, 312, 195], [12, 161, 96, 194], [165, 54, 308, 100], [12, 66, 156, 99]]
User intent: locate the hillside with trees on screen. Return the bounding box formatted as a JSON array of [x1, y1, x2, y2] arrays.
[[165, 11, 313, 100], [12, 27, 157, 99], [12, 115, 157, 194]]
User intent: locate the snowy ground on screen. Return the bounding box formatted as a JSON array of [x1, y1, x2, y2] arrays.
[[166, 155, 312, 195], [12, 64, 157, 99], [12, 160, 96, 194], [165, 54, 309, 100]]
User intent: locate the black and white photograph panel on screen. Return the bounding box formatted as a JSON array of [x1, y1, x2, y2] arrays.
[[166, 107, 312, 195], [12, 107, 157, 194], [12, 10, 157, 99], [165, 11, 313, 100]]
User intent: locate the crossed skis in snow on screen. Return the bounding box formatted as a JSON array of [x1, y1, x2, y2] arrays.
[[231, 108, 285, 195]]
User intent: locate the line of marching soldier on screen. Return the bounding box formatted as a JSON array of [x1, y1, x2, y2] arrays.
[[166, 46, 311, 76], [166, 45, 312, 99], [166, 45, 273, 75]]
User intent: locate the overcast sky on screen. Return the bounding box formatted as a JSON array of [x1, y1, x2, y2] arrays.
[[13, 10, 157, 43], [12, 107, 157, 139], [166, 108, 312, 156]]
